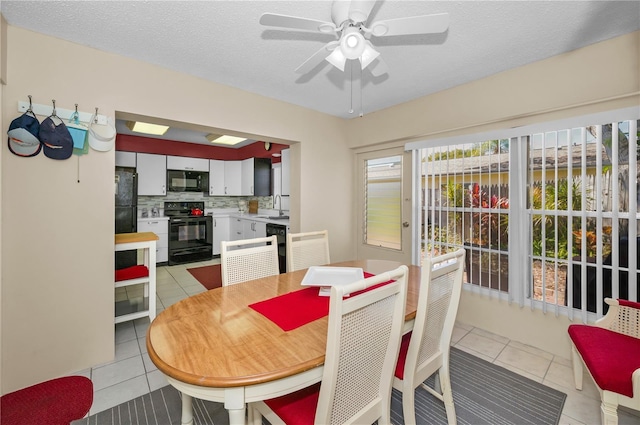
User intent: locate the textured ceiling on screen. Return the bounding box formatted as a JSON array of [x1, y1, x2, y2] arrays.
[[2, 1, 639, 129]]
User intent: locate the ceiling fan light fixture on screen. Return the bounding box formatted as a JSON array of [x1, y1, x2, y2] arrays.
[[326, 47, 347, 71], [360, 42, 380, 69], [340, 28, 365, 59]]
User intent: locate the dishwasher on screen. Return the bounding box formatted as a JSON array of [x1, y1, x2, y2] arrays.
[[266, 223, 287, 273]]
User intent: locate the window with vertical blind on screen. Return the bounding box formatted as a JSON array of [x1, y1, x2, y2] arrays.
[[528, 121, 639, 319], [414, 112, 639, 318], [364, 155, 402, 250], [421, 141, 510, 293]]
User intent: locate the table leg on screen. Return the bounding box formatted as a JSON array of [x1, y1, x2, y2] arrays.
[[228, 407, 246, 425], [225, 387, 246, 425], [181, 392, 194, 425]]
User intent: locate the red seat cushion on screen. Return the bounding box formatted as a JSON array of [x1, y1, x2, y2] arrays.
[[115, 265, 149, 282], [0, 376, 93, 425], [568, 324, 640, 398], [264, 382, 320, 424], [395, 331, 412, 379], [619, 299, 640, 310]]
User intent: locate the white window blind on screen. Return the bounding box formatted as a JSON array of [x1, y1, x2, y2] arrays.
[[415, 111, 639, 319]]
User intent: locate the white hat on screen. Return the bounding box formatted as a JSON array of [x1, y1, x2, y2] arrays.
[[87, 115, 116, 152]]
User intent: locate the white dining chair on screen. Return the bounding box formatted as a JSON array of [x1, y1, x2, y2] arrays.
[[286, 230, 330, 272], [220, 235, 280, 286], [393, 248, 465, 425], [250, 265, 408, 425]]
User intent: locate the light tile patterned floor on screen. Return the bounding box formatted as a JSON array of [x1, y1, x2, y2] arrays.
[[74, 260, 640, 424]]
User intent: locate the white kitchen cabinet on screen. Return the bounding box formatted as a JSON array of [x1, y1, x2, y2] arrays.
[[211, 216, 230, 255], [167, 155, 209, 171], [137, 153, 166, 196], [224, 161, 242, 196], [137, 218, 169, 263], [209, 159, 226, 196], [230, 217, 244, 240], [241, 158, 272, 196], [115, 151, 136, 167], [241, 158, 254, 195], [243, 219, 266, 239], [272, 163, 282, 198], [281, 148, 290, 196]]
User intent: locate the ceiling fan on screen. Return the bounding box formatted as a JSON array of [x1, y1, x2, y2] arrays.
[[260, 0, 450, 77]]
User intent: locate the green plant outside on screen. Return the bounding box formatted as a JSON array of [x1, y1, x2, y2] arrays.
[[437, 177, 608, 261]]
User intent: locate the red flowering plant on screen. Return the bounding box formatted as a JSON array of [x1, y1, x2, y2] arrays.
[[466, 183, 509, 250]]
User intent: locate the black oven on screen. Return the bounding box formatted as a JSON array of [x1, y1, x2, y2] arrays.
[[165, 202, 213, 265], [266, 223, 287, 273]]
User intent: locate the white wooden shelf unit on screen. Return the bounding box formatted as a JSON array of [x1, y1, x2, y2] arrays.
[[114, 232, 158, 324]]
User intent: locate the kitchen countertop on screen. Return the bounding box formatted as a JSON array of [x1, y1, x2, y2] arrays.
[[134, 210, 289, 226], [206, 210, 290, 226]]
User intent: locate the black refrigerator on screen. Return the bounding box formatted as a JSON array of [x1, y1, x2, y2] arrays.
[[115, 167, 138, 269]]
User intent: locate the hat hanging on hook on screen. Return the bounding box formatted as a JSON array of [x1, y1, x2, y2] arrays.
[[88, 107, 116, 152], [7, 94, 42, 157]]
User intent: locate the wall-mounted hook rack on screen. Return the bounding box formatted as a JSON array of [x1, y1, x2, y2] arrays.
[[17, 101, 108, 125]]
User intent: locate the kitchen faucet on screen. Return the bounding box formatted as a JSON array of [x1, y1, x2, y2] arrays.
[[274, 194, 284, 217]]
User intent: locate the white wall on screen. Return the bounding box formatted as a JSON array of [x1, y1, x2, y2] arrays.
[[0, 14, 6, 394], [1, 25, 352, 394]]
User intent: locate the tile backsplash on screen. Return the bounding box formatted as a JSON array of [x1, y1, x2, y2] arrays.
[[138, 194, 275, 211]]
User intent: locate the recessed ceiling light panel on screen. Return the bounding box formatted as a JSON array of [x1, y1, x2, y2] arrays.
[[206, 134, 246, 145], [126, 121, 169, 135]]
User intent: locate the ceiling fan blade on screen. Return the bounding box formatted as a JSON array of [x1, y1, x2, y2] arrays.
[[331, 0, 350, 26], [348, 0, 376, 23], [369, 12, 449, 37], [368, 56, 388, 77], [260, 13, 337, 34], [295, 41, 339, 74]]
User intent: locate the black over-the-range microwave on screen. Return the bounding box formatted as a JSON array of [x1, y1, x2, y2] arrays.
[[167, 170, 209, 192]]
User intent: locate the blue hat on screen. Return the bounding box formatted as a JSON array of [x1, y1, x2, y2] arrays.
[[7, 113, 42, 157], [39, 116, 73, 160]]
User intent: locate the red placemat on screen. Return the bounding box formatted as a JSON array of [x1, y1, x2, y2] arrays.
[[249, 272, 392, 331], [249, 287, 329, 331]]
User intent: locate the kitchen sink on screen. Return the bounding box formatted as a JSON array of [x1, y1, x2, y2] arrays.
[[268, 215, 289, 220]]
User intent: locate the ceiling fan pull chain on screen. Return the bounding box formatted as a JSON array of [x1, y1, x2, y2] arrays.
[[349, 62, 354, 114], [359, 72, 363, 118]]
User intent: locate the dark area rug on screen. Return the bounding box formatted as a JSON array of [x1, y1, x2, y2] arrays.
[[73, 347, 566, 425], [187, 264, 222, 290], [393, 347, 567, 425]]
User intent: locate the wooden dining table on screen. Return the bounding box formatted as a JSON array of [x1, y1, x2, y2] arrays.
[[146, 259, 421, 425]]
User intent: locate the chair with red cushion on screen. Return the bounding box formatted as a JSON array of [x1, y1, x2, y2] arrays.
[[0, 375, 93, 425], [392, 248, 465, 425], [249, 265, 408, 425], [568, 298, 640, 424]]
